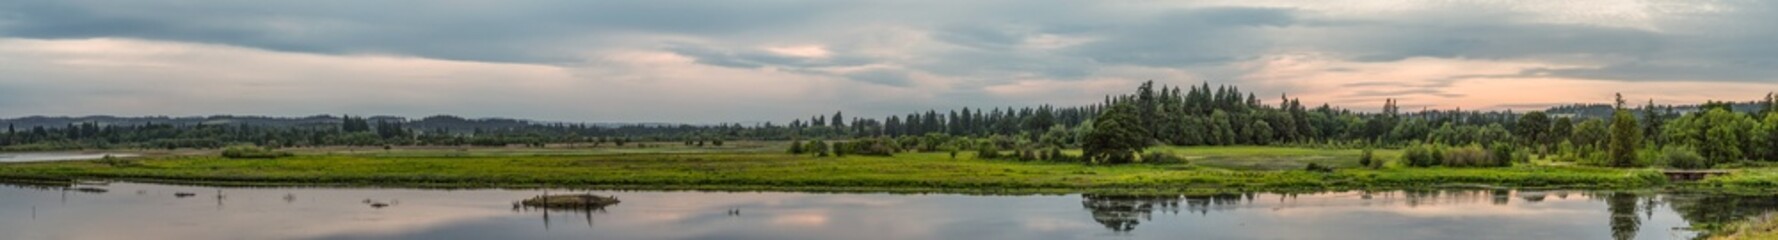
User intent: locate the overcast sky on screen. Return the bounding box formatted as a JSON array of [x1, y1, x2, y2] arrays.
[[2, 0, 1776, 123]]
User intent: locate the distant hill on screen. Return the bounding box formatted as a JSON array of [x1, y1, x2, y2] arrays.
[[0, 115, 678, 131], [1543, 102, 1766, 119]]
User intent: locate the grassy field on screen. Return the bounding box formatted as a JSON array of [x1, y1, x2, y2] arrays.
[[0, 145, 1679, 193]]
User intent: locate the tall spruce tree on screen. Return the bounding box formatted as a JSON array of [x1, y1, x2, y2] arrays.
[[1607, 94, 1642, 167]]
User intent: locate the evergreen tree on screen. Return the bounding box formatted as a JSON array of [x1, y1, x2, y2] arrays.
[[1765, 93, 1778, 116], [1608, 109, 1641, 167], [831, 111, 845, 128], [1641, 99, 1667, 147]]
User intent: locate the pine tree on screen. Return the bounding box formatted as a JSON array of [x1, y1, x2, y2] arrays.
[[1608, 110, 1641, 167], [831, 111, 845, 128], [1765, 92, 1778, 116], [1606, 94, 1641, 167]]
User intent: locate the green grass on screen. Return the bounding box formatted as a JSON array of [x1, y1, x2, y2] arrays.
[[0, 146, 1683, 193], [1149, 146, 1401, 170], [1710, 214, 1778, 240]]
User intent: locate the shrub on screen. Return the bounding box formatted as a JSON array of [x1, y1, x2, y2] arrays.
[[836, 137, 898, 156], [1514, 150, 1532, 164], [221, 145, 293, 159], [1047, 148, 1073, 162], [1141, 152, 1187, 164], [811, 140, 830, 157], [788, 140, 805, 154], [1662, 146, 1708, 170], [1490, 144, 1515, 166], [95, 154, 141, 167], [1359, 147, 1376, 169], [1443, 145, 1493, 167], [1404, 143, 1441, 167], [1304, 162, 1335, 173], [976, 144, 1003, 159]]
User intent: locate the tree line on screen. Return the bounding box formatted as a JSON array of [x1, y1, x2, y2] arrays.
[[4, 82, 1776, 170]]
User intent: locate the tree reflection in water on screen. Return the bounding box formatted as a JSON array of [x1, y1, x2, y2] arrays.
[[1603, 192, 1640, 240], [1081, 193, 1249, 232], [1078, 190, 1778, 238]]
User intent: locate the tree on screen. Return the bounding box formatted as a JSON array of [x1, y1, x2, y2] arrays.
[[811, 139, 830, 157], [1755, 113, 1778, 161], [1084, 102, 1149, 164], [1607, 109, 1641, 167], [1667, 108, 1757, 165], [1550, 117, 1574, 146], [1208, 110, 1235, 145], [831, 111, 845, 128], [1642, 99, 1668, 147], [1572, 119, 1608, 153], [1245, 120, 1274, 145], [1515, 111, 1550, 148], [1764, 92, 1778, 116]]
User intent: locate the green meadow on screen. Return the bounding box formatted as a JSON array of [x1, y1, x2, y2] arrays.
[[0, 145, 1692, 193]]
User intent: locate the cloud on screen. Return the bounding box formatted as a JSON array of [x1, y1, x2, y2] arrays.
[[0, 0, 844, 63], [3, 0, 1778, 121]]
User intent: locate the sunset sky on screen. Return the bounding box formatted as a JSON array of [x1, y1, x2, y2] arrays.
[[3, 0, 1776, 123]]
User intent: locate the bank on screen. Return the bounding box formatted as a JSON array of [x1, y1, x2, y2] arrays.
[[0, 148, 1722, 194]]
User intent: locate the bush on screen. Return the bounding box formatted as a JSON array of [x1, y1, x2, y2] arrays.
[[836, 137, 898, 156], [95, 154, 141, 167], [1514, 150, 1532, 164], [1359, 147, 1376, 169], [1402, 143, 1507, 168], [1141, 152, 1187, 164], [221, 145, 293, 159], [788, 140, 805, 154], [1662, 146, 1708, 170], [1304, 162, 1335, 173], [1404, 143, 1442, 167], [1490, 144, 1515, 166], [1047, 148, 1074, 162], [976, 144, 1003, 159], [1442, 145, 1494, 167]]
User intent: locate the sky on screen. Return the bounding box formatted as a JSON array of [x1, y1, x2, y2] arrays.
[[2, 0, 1776, 123]]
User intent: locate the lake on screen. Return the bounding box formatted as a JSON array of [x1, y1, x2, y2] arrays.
[[0, 152, 139, 163], [1, 182, 1769, 240]]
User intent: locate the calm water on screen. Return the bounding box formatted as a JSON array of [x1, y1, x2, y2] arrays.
[[0, 153, 139, 163], [1, 182, 1772, 240]]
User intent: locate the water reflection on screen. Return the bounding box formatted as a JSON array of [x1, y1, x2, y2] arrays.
[[2, 181, 1776, 240], [1605, 193, 1641, 240], [1078, 190, 1778, 240], [1081, 193, 1251, 232]]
